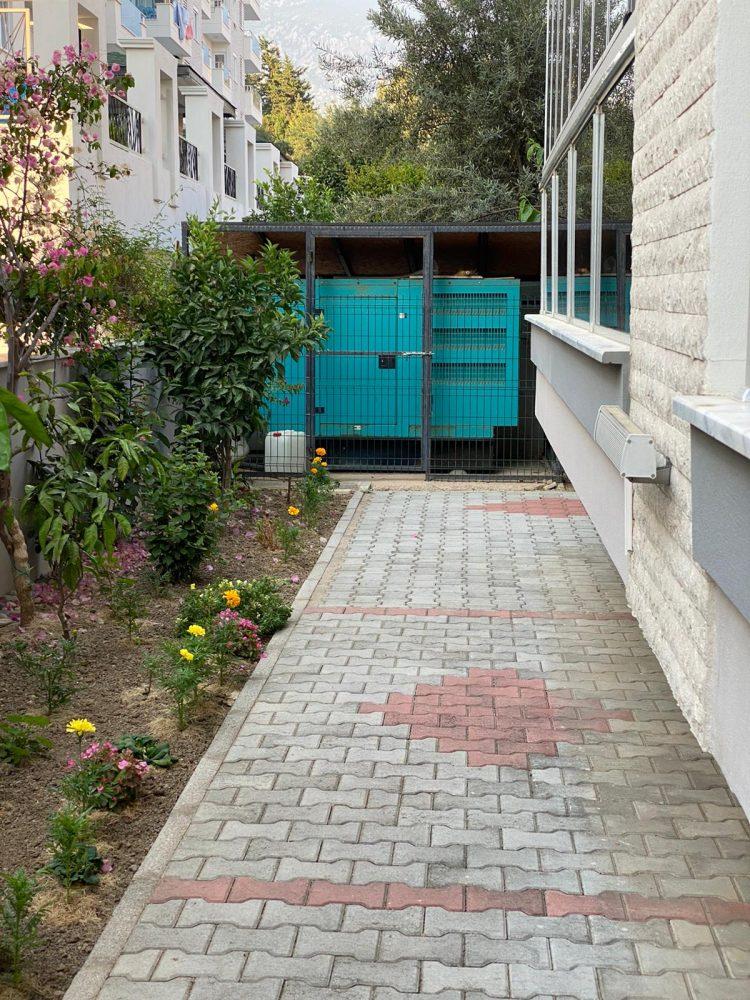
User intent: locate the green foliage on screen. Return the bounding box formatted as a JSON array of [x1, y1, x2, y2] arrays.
[[153, 642, 210, 730], [143, 428, 221, 583], [252, 39, 320, 163], [250, 174, 335, 223], [0, 715, 52, 766], [11, 638, 77, 714], [108, 577, 148, 640], [147, 216, 327, 487], [295, 456, 336, 527], [21, 366, 161, 633], [274, 518, 301, 561], [60, 743, 148, 811], [0, 387, 52, 474], [346, 161, 426, 199], [45, 807, 103, 892], [115, 735, 176, 768], [176, 577, 292, 637], [0, 868, 44, 984]]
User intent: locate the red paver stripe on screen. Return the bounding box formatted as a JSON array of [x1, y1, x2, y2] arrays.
[[303, 606, 635, 621], [149, 879, 750, 926], [464, 498, 588, 517]]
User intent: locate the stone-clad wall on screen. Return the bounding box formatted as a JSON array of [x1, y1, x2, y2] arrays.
[[627, 0, 717, 745]]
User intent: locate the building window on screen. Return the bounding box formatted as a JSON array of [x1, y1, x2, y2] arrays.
[[541, 0, 635, 338]]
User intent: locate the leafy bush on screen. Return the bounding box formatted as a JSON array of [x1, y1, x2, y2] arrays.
[[294, 450, 335, 526], [45, 807, 104, 894], [208, 610, 264, 684], [108, 576, 148, 640], [274, 517, 301, 560], [11, 637, 77, 714], [176, 577, 291, 637], [60, 741, 149, 811], [153, 642, 210, 730], [0, 715, 52, 766], [115, 735, 176, 768], [143, 428, 221, 582], [0, 869, 44, 984]]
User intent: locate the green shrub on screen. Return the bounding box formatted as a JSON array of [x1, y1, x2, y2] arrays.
[[60, 742, 149, 811], [0, 868, 44, 984], [274, 518, 301, 561], [175, 577, 291, 637], [153, 640, 210, 730], [45, 807, 104, 896], [294, 451, 335, 526], [0, 715, 52, 766], [115, 735, 176, 768], [109, 577, 147, 640], [11, 638, 77, 714], [143, 428, 221, 582]]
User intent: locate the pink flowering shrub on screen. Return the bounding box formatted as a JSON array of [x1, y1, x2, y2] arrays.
[[214, 609, 264, 660], [60, 740, 149, 810]]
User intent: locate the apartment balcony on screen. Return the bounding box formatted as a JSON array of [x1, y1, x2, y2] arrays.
[[108, 93, 143, 153], [244, 83, 262, 127], [243, 0, 260, 22], [212, 63, 233, 97], [119, 0, 145, 38], [203, 0, 231, 44], [133, 0, 193, 57], [224, 162, 237, 199], [243, 29, 261, 73], [179, 136, 199, 181]]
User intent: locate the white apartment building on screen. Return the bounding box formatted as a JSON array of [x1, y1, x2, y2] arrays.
[[0, 0, 272, 237]]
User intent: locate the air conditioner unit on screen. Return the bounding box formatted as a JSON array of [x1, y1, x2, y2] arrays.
[[594, 405, 671, 484]]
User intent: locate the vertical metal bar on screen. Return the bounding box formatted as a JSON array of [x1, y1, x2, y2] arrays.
[[577, 0, 584, 96], [181, 220, 190, 255], [567, 147, 576, 322], [616, 228, 627, 330], [567, 0, 574, 117], [553, 0, 562, 143], [551, 172, 559, 314], [560, 0, 568, 131], [544, 0, 551, 157], [605, 0, 611, 44], [304, 230, 316, 458], [590, 0, 596, 72], [421, 231, 434, 476], [591, 110, 605, 327], [541, 190, 548, 312]]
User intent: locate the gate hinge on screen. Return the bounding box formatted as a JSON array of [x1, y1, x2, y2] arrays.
[[401, 351, 433, 357]]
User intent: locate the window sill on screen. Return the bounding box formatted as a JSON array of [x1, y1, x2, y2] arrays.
[[673, 395, 750, 462], [526, 314, 631, 365]]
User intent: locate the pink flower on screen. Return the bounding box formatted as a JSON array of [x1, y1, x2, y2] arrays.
[[101, 858, 113, 874], [75, 245, 89, 257], [111, 63, 121, 72], [117, 759, 129, 770], [52, 50, 62, 66], [290, 575, 300, 583], [64, 758, 76, 771], [78, 275, 94, 287]]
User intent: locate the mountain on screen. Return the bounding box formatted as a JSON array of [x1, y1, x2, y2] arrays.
[[260, 0, 381, 107]]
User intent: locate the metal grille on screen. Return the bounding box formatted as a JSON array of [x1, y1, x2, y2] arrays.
[[179, 136, 199, 180], [108, 94, 143, 153], [253, 276, 560, 481]]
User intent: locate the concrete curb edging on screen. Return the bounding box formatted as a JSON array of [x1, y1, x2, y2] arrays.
[[63, 487, 365, 1000]]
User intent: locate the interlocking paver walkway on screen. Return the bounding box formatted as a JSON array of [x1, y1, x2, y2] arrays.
[[87, 489, 750, 999]]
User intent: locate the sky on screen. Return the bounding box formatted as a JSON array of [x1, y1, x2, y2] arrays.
[[260, 0, 382, 107]]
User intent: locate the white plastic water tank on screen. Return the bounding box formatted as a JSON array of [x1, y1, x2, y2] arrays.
[[264, 430, 308, 474]]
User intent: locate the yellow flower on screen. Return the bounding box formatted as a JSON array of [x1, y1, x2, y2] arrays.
[[312, 457, 322, 465], [66, 718, 96, 740], [321, 462, 328, 467], [315, 447, 326, 457], [208, 502, 219, 512], [190, 583, 196, 590], [288, 506, 300, 517], [187, 624, 206, 637], [223, 588, 241, 608], [179, 648, 194, 661], [310, 467, 319, 475]]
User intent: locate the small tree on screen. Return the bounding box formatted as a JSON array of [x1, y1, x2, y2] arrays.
[[148, 217, 327, 487], [0, 43, 131, 623], [249, 173, 335, 223]]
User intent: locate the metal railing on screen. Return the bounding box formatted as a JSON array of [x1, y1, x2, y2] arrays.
[[224, 163, 237, 198], [108, 94, 143, 153], [179, 136, 199, 180]]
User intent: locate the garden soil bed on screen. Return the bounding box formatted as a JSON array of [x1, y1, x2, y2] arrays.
[[0, 486, 350, 1000]]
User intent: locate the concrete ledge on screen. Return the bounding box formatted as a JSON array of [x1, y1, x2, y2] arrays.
[[673, 394, 750, 461], [526, 313, 631, 365], [62, 487, 365, 1000]]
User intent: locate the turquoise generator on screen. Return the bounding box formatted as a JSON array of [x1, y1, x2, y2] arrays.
[[264, 277, 521, 450]]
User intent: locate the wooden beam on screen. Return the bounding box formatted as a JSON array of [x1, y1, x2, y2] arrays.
[[332, 237, 352, 276]]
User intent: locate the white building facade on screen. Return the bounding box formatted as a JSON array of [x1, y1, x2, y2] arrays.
[[1, 0, 270, 237], [529, 0, 750, 814]]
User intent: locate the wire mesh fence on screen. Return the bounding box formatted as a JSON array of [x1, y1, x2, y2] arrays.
[[246, 275, 560, 482]]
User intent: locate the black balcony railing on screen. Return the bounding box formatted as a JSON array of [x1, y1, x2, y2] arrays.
[[224, 162, 237, 199], [108, 94, 142, 153], [179, 136, 199, 180]]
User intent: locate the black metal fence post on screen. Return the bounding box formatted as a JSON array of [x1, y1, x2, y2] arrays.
[[421, 230, 434, 475], [304, 230, 316, 459]]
